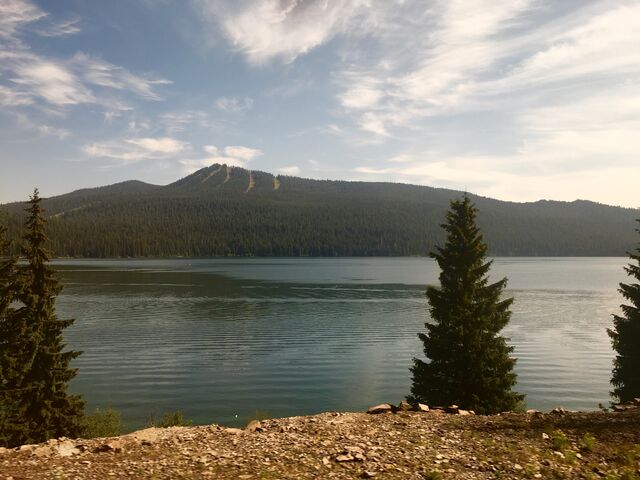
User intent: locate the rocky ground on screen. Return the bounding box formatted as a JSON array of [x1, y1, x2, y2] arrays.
[[1, 404, 639, 480]]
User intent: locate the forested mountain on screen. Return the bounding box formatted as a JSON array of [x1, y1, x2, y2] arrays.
[[0, 164, 637, 257]]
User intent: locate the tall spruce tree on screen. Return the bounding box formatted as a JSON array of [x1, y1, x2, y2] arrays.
[[3, 190, 84, 446], [408, 195, 523, 414], [608, 218, 640, 403]]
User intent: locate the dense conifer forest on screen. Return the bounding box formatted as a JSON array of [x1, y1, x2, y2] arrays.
[[0, 164, 637, 258]]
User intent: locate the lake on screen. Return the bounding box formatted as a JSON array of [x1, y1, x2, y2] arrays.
[[54, 257, 628, 428]]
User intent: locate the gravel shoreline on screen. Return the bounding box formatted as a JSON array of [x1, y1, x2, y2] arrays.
[[2, 408, 639, 479]]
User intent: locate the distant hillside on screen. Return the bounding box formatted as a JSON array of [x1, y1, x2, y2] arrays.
[[1, 164, 637, 257]]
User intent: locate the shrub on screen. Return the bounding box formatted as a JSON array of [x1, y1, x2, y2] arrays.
[[82, 407, 124, 438], [147, 410, 193, 428], [550, 429, 570, 452], [580, 433, 596, 452]]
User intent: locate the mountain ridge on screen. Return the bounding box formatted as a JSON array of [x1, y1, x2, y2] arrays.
[[1, 164, 637, 257]]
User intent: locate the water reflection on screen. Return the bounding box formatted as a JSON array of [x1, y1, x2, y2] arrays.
[[54, 258, 626, 428]]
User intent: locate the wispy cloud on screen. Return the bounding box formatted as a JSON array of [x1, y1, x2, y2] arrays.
[[179, 144, 263, 172], [83, 136, 188, 165], [215, 95, 253, 112], [11, 56, 95, 105], [0, 0, 170, 114], [0, 0, 45, 38], [37, 17, 81, 37], [197, 0, 371, 65], [73, 53, 171, 101]]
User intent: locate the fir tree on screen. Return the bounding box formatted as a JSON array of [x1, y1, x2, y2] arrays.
[[1, 190, 84, 446], [608, 218, 640, 403], [408, 195, 523, 414]]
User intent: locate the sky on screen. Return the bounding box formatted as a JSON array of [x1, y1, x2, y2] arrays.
[[0, 0, 639, 207]]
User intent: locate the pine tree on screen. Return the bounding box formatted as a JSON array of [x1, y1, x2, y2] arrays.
[[608, 218, 640, 404], [408, 195, 523, 414], [1, 190, 84, 446]]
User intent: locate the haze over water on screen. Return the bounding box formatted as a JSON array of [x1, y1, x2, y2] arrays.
[[55, 257, 626, 428]]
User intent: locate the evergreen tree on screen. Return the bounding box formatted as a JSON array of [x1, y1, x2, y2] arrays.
[[608, 218, 640, 403], [0, 224, 27, 447], [408, 195, 523, 414], [1, 190, 84, 446]]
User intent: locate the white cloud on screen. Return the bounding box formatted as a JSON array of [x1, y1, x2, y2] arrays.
[[73, 53, 171, 101], [159, 110, 218, 134], [178, 143, 264, 174], [0, 83, 32, 106], [340, 85, 383, 110], [37, 18, 81, 37], [126, 137, 186, 154], [0, 0, 45, 38], [11, 57, 95, 105], [223, 145, 262, 161], [215, 95, 253, 112], [198, 0, 371, 64], [277, 165, 300, 175], [83, 136, 188, 164], [203, 144, 219, 155]]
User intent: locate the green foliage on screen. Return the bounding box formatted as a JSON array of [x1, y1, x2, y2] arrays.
[[0, 225, 22, 447], [550, 429, 570, 452], [408, 195, 524, 414], [0, 190, 84, 447], [147, 410, 193, 428], [82, 407, 124, 438], [423, 471, 442, 480], [0, 164, 637, 258], [580, 433, 596, 452], [608, 218, 640, 403]]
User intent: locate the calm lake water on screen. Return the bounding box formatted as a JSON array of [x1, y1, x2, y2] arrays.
[[54, 257, 627, 428]]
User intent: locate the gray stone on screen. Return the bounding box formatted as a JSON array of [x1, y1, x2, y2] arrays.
[[445, 405, 459, 414], [366, 403, 393, 414], [55, 441, 81, 457]]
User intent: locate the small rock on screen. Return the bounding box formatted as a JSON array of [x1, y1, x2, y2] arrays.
[[550, 407, 568, 415], [416, 403, 430, 412], [32, 446, 53, 458], [553, 451, 565, 459], [345, 446, 364, 455], [18, 444, 36, 452], [513, 463, 523, 471], [445, 405, 459, 414], [322, 456, 331, 466], [95, 440, 125, 453], [366, 404, 394, 415], [542, 433, 550, 440], [246, 420, 263, 433], [55, 441, 81, 457], [458, 409, 471, 416], [361, 470, 378, 478], [526, 409, 540, 414], [397, 401, 413, 412], [336, 454, 355, 462], [223, 428, 244, 435]]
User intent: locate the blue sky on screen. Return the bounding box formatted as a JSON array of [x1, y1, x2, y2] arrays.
[[1, 0, 639, 207]]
